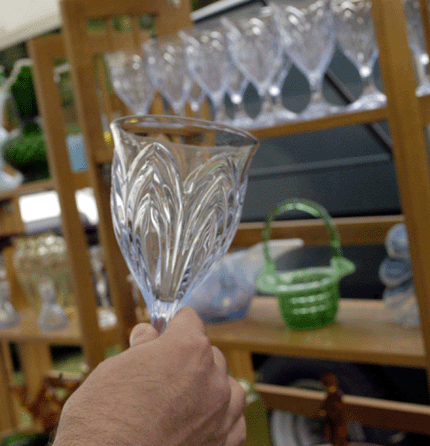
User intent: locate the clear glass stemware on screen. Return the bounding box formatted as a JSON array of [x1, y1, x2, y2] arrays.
[[105, 49, 155, 114], [110, 115, 258, 332], [331, 0, 386, 110], [143, 35, 192, 116], [272, 0, 338, 119], [37, 277, 69, 332], [222, 7, 283, 127], [179, 27, 233, 123]]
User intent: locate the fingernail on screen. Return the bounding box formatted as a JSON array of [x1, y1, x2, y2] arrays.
[[129, 323, 158, 346]]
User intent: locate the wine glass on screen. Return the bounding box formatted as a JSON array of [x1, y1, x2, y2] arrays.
[[403, 0, 430, 96], [143, 35, 192, 116], [179, 26, 233, 123], [222, 7, 283, 127], [37, 277, 69, 332], [331, 0, 386, 110], [104, 49, 155, 114], [110, 115, 258, 332], [271, 0, 338, 119]]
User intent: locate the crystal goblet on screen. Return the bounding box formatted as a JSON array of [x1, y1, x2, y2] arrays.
[[222, 6, 283, 127], [179, 27, 233, 123], [272, 0, 338, 119], [143, 35, 192, 116], [331, 0, 386, 110], [105, 49, 155, 114], [110, 115, 258, 332]]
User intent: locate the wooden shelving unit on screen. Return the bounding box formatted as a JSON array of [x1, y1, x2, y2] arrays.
[[2, 0, 430, 441]]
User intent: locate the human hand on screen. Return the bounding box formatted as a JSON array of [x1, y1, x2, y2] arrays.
[[53, 307, 247, 446]]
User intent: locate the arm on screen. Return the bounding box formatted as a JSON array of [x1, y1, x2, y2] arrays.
[[52, 307, 246, 446]]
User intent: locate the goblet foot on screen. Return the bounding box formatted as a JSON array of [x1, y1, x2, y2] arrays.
[[232, 115, 256, 129], [299, 101, 341, 120], [416, 81, 430, 97], [274, 108, 298, 124], [98, 308, 117, 328], [37, 303, 69, 332], [0, 302, 19, 329], [347, 92, 387, 112], [248, 112, 276, 129]]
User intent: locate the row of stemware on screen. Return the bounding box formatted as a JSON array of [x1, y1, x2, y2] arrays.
[[105, 0, 430, 128], [0, 237, 117, 332]]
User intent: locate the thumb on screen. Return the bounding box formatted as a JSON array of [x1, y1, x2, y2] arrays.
[[129, 323, 159, 347]]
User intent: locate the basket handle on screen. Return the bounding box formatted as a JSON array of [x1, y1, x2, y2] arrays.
[[262, 199, 343, 271]]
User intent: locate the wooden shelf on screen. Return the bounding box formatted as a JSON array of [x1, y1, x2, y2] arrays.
[[91, 106, 391, 167], [234, 214, 404, 247], [249, 106, 388, 139], [206, 297, 425, 369], [0, 179, 55, 203], [0, 308, 118, 347]]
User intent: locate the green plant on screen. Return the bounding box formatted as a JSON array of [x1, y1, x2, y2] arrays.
[[2, 128, 49, 181], [10, 66, 39, 121]]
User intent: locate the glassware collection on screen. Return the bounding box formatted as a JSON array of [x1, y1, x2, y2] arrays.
[[0, 234, 116, 332], [102, 0, 430, 129]]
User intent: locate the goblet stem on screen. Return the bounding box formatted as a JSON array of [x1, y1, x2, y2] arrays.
[[172, 103, 186, 117], [250, 90, 275, 128], [190, 101, 203, 118], [259, 90, 273, 117], [152, 298, 183, 333], [270, 85, 297, 123], [414, 53, 430, 96], [348, 66, 386, 111], [214, 97, 230, 123], [360, 69, 380, 99], [301, 73, 333, 119], [229, 94, 253, 128], [234, 100, 248, 119], [233, 100, 250, 122], [301, 68, 341, 119], [271, 86, 284, 111]]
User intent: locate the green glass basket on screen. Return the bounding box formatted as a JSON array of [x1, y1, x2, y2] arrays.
[[256, 199, 355, 330]]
